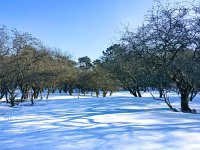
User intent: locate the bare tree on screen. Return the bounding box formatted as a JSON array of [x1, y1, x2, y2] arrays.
[[139, 2, 199, 112]]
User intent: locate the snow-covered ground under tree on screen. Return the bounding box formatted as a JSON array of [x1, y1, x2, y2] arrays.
[[0, 91, 200, 150]]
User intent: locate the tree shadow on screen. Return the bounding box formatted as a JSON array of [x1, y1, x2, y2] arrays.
[[1, 95, 200, 150]]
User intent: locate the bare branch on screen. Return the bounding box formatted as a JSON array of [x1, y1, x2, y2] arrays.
[[151, 92, 178, 112]]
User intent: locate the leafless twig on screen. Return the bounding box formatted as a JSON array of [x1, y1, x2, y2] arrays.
[[150, 92, 178, 112]]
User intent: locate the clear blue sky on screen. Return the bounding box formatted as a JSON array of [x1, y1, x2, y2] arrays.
[[0, 0, 182, 61]]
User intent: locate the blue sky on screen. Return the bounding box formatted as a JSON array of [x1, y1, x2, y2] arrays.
[[0, 0, 181, 61]]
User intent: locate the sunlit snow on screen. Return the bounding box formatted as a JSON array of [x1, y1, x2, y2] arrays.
[[0, 91, 200, 150]]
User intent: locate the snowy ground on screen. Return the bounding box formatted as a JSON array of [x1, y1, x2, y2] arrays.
[[0, 91, 200, 150]]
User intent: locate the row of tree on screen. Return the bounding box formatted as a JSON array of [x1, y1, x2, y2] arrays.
[[1, 1, 200, 113], [0, 27, 120, 106], [0, 27, 76, 106]]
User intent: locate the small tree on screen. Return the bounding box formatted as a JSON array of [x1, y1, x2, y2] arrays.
[[102, 44, 147, 97], [91, 59, 120, 97]]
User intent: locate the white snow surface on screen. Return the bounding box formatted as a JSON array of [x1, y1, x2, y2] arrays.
[[0, 91, 200, 150]]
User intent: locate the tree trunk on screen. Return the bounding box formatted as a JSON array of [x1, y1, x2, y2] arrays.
[[69, 91, 73, 96], [137, 90, 142, 97], [5, 92, 8, 103], [31, 95, 34, 105], [34, 89, 39, 99], [46, 88, 50, 99], [9, 89, 15, 107], [127, 87, 138, 97], [189, 89, 197, 101], [103, 90, 107, 97], [180, 89, 191, 112], [172, 73, 194, 113], [95, 90, 99, 97], [130, 90, 137, 97], [1, 86, 9, 102], [136, 86, 142, 97], [69, 88, 73, 95], [20, 85, 27, 102], [159, 89, 163, 98], [0, 91, 4, 99], [20, 93, 24, 102], [10, 96, 15, 107], [20, 85, 29, 102], [40, 90, 43, 100]]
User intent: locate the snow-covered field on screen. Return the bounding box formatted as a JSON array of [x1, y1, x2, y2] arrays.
[[0, 91, 200, 150]]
